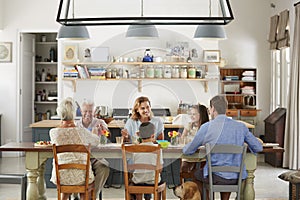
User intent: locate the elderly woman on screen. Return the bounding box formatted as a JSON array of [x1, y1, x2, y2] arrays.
[[121, 96, 164, 143], [50, 97, 109, 200]]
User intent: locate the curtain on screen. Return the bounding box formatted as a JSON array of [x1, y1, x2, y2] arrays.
[[277, 10, 290, 49], [283, 4, 300, 169], [268, 15, 279, 50], [268, 10, 290, 50]]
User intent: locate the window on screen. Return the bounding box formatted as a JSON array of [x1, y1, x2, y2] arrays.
[[270, 47, 291, 111]]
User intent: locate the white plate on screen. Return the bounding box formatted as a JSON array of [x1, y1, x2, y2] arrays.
[[263, 143, 279, 147]]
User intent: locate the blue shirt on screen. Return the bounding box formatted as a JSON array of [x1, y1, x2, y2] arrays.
[[183, 115, 263, 180], [124, 117, 164, 140]]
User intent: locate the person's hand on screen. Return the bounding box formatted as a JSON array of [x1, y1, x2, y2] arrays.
[[121, 129, 129, 139]]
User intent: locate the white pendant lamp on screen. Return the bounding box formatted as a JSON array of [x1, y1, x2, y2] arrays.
[[194, 25, 227, 40], [57, 25, 90, 40], [126, 0, 158, 39]]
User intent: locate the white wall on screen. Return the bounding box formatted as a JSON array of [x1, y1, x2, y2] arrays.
[[220, 0, 272, 135], [0, 0, 297, 149]]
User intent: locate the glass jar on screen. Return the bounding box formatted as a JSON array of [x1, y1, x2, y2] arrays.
[[172, 65, 180, 78], [164, 65, 172, 78], [106, 69, 112, 79], [154, 65, 163, 78], [188, 66, 196, 78], [180, 66, 188, 78], [140, 67, 145, 78], [146, 65, 154, 78]]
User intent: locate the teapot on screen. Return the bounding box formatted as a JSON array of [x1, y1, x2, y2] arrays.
[[143, 49, 153, 62]]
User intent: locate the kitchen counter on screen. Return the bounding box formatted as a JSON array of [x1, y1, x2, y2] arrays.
[[29, 119, 184, 129]]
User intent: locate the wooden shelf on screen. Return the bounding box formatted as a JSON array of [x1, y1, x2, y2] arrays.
[[36, 62, 57, 65], [34, 101, 57, 105], [62, 77, 218, 93], [36, 42, 57, 45], [62, 61, 220, 66], [35, 81, 57, 85]]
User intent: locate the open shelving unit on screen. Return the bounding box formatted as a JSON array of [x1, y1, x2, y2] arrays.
[[61, 61, 219, 92]]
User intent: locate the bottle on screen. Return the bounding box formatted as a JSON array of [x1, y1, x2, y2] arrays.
[[41, 69, 46, 82], [36, 70, 41, 81], [49, 47, 55, 62], [46, 69, 51, 81]]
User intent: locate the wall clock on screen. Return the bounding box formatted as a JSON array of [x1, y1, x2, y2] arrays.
[[0, 42, 12, 62]]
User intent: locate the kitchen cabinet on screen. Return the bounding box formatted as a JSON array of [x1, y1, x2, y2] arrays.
[[62, 61, 219, 92], [220, 67, 259, 127], [34, 33, 58, 122]]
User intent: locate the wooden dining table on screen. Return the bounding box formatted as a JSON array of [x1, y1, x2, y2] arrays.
[[0, 142, 283, 200]]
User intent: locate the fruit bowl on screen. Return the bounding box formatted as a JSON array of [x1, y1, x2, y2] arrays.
[[156, 140, 170, 149]]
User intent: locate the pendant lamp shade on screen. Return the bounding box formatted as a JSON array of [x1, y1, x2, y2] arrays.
[[126, 20, 159, 39], [57, 25, 90, 40], [194, 25, 227, 40]]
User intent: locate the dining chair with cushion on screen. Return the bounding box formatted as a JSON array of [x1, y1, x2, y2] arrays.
[[53, 144, 95, 200], [121, 144, 167, 200], [202, 143, 247, 200]]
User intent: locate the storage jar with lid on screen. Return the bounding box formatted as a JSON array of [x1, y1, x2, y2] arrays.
[[172, 65, 180, 78], [188, 65, 196, 78], [140, 67, 145, 78], [180, 66, 188, 78], [146, 65, 154, 78], [154, 65, 163, 78], [164, 65, 172, 78]]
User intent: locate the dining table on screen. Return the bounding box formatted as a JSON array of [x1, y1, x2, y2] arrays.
[[0, 142, 284, 200]]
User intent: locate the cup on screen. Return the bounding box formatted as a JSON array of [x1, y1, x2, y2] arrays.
[[116, 136, 123, 144]]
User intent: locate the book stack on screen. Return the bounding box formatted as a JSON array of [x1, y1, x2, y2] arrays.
[[63, 66, 78, 78], [242, 71, 255, 81], [224, 75, 239, 81], [241, 86, 255, 94], [75, 65, 90, 79], [89, 68, 106, 79]]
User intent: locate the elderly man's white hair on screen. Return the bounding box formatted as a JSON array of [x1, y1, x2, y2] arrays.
[[81, 99, 95, 108]]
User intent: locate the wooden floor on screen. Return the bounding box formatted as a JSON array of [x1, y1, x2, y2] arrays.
[[0, 154, 290, 200]]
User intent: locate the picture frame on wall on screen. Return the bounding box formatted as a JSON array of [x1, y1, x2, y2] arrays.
[[203, 50, 221, 63], [0, 42, 12, 62], [63, 44, 78, 62]]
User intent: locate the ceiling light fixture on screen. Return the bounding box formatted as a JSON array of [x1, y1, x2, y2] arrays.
[[56, 0, 234, 26], [125, 0, 158, 39], [194, 0, 227, 40], [57, 0, 90, 40]]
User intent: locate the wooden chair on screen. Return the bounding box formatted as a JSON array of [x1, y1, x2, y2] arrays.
[[121, 144, 167, 200], [203, 143, 247, 200], [53, 144, 95, 200]]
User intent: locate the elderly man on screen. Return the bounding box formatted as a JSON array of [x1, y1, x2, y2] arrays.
[[75, 99, 110, 200]]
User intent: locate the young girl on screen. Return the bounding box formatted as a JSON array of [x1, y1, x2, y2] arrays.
[[180, 104, 209, 182], [181, 104, 209, 143]]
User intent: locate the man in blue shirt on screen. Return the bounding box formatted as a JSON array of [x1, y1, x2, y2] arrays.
[[183, 95, 263, 200]]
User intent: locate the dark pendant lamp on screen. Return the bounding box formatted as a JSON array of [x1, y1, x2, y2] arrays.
[[125, 0, 158, 39]]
